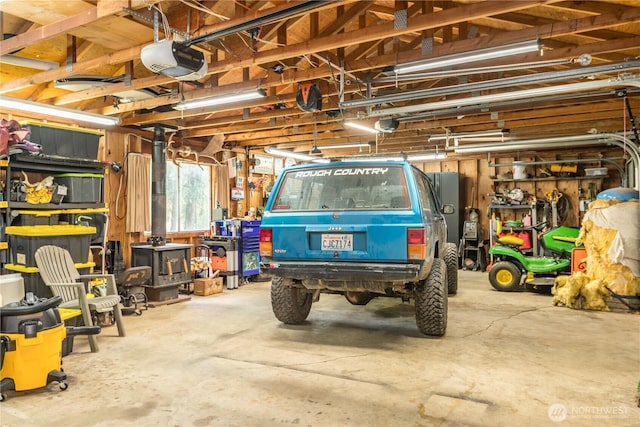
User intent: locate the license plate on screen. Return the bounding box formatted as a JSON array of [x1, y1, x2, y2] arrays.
[[321, 233, 353, 251]]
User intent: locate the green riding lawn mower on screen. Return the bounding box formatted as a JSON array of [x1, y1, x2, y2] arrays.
[[488, 221, 581, 292]]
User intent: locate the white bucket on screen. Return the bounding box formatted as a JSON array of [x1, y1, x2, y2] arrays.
[[0, 273, 25, 306], [512, 161, 528, 180]]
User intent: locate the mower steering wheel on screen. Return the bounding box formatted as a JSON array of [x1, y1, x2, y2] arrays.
[[532, 221, 549, 232]]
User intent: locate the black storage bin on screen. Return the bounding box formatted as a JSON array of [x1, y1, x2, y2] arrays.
[[54, 174, 103, 203], [22, 122, 101, 160], [10, 213, 60, 226]]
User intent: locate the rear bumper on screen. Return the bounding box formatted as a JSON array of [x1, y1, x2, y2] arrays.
[[261, 260, 422, 282]]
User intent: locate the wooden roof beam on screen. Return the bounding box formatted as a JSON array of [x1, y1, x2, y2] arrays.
[[0, 0, 546, 97]]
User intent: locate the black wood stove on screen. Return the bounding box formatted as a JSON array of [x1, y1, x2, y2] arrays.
[[131, 243, 192, 301], [131, 125, 192, 301]]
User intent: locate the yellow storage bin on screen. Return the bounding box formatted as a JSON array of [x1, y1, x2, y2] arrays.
[[6, 225, 96, 266]]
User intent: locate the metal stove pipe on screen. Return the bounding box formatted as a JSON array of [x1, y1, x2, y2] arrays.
[[151, 125, 166, 245]]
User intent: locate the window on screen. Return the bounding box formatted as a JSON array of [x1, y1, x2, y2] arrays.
[[271, 165, 409, 210], [166, 162, 211, 231], [413, 170, 433, 212]]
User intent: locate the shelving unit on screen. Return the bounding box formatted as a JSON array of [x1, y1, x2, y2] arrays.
[[488, 202, 538, 263], [491, 176, 609, 183], [1, 152, 107, 293], [492, 166, 613, 226]]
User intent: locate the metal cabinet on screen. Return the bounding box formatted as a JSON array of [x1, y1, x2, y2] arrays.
[[201, 219, 261, 289], [425, 172, 463, 245]]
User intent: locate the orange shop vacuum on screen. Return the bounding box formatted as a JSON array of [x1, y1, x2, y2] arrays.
[[0, 293, 98, 401]]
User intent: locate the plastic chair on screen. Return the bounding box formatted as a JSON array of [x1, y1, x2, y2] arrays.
[[34, 245, 126, 353]]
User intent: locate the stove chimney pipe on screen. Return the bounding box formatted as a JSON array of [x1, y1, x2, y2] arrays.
[[151, 125, 167, 246]]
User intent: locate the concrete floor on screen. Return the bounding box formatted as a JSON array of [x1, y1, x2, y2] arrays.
[[1, 270, 639, 427]]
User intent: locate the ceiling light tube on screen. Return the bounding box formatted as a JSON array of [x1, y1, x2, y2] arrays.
[[453, 140, 605, 154], [398, 88, 640, 123], [316, 143, 372, 149], [393, 39, 541, 75], [348, 156, 404, 162], [369, 74, 640, 117], [344, 121, 380, 134], [407, 153, 447, 161], [348, 153, 446, 162], [343, 59, 640, 111], [1, 54, 59, 70], [174, 89, 266, 111], [265, 147, 329, 163], [370, 55, 593, 84], [428, 129, 509, 142], [453, 136, 513, 143], [0, 95, 120, 126]]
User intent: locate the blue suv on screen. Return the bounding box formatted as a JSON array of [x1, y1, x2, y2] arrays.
[[259, 160, 457, 336]]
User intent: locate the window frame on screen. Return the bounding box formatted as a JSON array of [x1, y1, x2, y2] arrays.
[[165, 161, 213, 232]]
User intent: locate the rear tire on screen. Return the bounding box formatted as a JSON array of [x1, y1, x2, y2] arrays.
[[443, 242, 458, 295], [415, 258, 448, 336], [489, 261, 522, 291], [271, 276, 312, 324]]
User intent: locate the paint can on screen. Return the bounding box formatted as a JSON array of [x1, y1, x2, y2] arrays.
[[512, 161, 528, 180]]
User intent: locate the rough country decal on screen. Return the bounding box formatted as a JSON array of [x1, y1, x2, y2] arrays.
[[294, 167, 389, 178]]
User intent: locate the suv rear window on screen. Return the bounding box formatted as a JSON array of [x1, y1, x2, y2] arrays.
[[272, 165, 409, 211]]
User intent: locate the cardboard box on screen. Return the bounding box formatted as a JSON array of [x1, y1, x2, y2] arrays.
[[193, 277, 224, 296]]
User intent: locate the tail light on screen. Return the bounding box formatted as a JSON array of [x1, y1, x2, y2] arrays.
[[259, 228, 273, 256], [407, 227, 426, 260]]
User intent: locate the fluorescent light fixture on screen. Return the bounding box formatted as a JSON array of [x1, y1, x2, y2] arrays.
[[0, 95, 120, 126], [453, 140, 593, 154], [428, 129, 509, 142], [408, 153, 447, 161], [265, 147, 329, 163], [344, 121, 380, 134], [393, 39, 541, 75], [317, 142, 372, 150], [348, 153, 446, 162], [1, 54, 59, 70], [369, 74, 640, 117], [174, 89, 266, 110], [342, 59, 640, 111]]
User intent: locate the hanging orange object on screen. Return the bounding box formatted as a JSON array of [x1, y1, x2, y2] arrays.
[[296, 82, 322, 112]]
